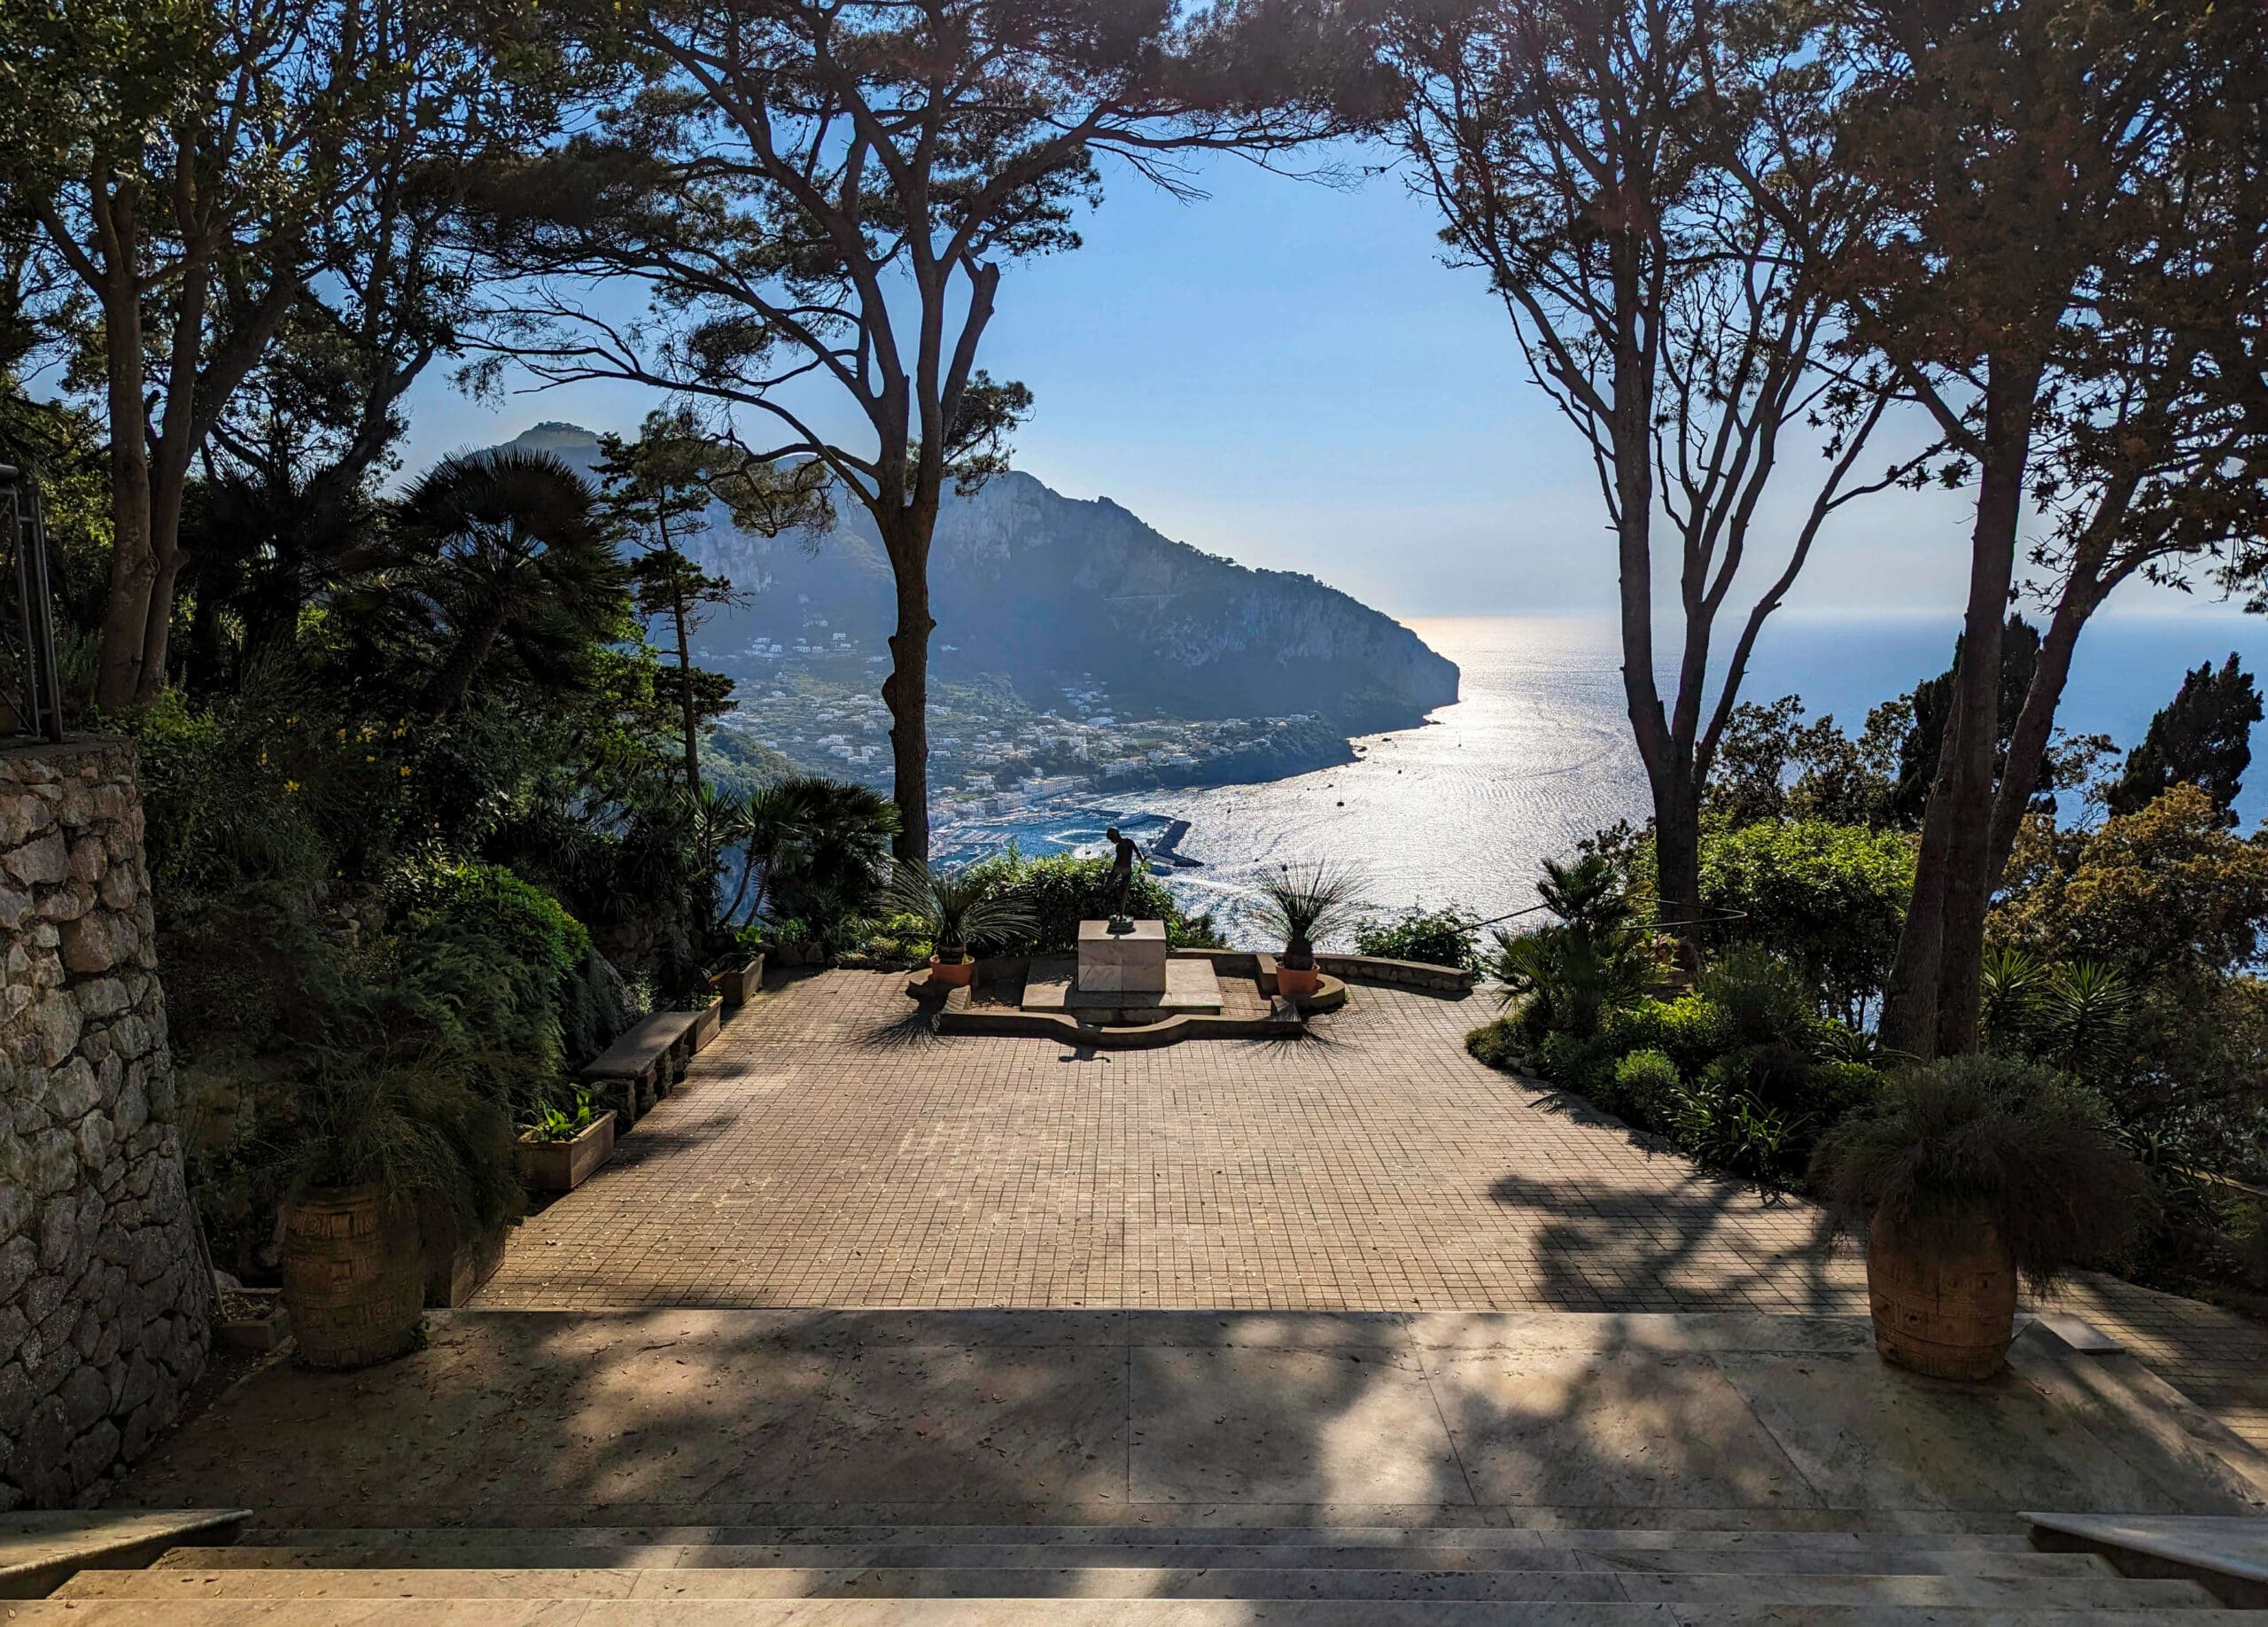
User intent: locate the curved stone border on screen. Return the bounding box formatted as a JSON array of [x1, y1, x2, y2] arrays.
[[1312, 953, 1476, 994]]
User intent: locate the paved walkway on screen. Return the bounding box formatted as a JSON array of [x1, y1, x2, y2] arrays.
[[474, 971, 2268, 1445]]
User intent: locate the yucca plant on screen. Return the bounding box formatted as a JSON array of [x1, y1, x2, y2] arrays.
[[882, 859, 1040, 962], [1254, 861, 1366, 970]]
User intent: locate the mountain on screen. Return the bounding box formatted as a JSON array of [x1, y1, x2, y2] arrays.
[[508, 423, 1459, 731]]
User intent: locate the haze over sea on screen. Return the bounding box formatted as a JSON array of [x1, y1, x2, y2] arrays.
[[932, 612, 2268, 946]]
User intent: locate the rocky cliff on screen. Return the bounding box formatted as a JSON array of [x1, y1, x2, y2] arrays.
[[508, 424, 1459, 730]]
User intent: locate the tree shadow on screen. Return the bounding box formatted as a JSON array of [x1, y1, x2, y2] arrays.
[[106, 1299, 2262, 1573]]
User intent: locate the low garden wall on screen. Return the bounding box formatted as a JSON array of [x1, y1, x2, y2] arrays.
[[1311, 953, 1476, 995], [0, 738, 209, 1508]]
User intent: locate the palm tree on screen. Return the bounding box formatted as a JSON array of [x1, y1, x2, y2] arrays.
[[1488, 852, 1652, 1037], [726, 775, 899, 932], [386, 449, 628, 719], [882, 860, 1039, 963]]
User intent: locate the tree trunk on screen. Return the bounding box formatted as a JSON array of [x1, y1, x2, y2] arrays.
[[1652, 774, 1703, 954], [670, 567, 700, 794], [1984, 571, 2106, 888], [94, 273, 153, 713], [879, 512, 935, 862], [1880, 360, 2039, 1056], [424, 612, 505, 720], [136, 546, 186, 699]]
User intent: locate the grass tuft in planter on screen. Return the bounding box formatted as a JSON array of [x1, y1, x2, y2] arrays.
[[1812, 1055, 2144, 1380]]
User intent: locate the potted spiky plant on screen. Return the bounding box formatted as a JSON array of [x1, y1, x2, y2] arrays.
[[883, 860, 1039, 989], [1255, 862, 1365, 1000], [1811, 1055, 2143, 1381]]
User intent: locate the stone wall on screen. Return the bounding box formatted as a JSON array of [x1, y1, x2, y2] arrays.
[[0, 738, 208, 1508], [1313, 953, 1478, 996]]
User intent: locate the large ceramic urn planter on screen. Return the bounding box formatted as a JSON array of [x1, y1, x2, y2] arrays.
[[1865, 1211, 2018, 1381], [279, 1186, 425, 1369], [928, 954, 976, 989]]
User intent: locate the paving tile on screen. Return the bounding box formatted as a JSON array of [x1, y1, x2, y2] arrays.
[[1128, 1344, 1469, 1507], [790, 1342, 1128, 1509], [1425, 1350, 1821, 1511]]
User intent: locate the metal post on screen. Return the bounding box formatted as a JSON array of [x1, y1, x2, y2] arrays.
[[0, 463, 66, 743]]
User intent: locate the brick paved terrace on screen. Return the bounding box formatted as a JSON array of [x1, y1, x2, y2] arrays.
[[479, 969, 1861, 1316], [470, 970, 2268, 1446]]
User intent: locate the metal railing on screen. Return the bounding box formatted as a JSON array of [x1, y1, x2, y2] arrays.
[[0, 463, 66, 743]]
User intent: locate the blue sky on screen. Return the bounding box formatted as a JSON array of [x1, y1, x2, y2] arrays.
[[401, 142, 2245, 630]]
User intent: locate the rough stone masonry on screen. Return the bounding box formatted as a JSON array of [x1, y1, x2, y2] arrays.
[[0, 738, 208, 1508]]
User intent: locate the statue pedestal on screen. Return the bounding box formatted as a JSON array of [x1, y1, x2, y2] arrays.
[[1077, 918, 1168, 993]]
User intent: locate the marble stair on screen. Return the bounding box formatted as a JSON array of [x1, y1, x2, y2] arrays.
[[16, 1521, 2264, 1623]]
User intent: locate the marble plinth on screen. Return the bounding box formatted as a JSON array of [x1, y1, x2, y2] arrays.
[[1027, 957, 1227, 1020], [1078, 917, 1168, 993]]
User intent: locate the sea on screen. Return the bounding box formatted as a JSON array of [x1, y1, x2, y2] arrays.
[[928, 613, 2268, 947]]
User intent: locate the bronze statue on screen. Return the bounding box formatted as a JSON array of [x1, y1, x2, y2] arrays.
[[1101, 826, 1143, 930]]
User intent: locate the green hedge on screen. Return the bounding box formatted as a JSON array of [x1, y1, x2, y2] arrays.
[[1698, 821, 1915, 1021], [390, 860, 617, 1078], [1472, 986, 1887, 1189], [962, 852, 1223, 953]]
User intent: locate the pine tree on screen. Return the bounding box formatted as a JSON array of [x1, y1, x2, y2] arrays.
[[2107, 656, 2262, 822]]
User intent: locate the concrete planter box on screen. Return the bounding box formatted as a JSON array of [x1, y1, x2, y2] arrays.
[[690, 996, 722, 1054], [516, 1110, 617, 1194], [417, 1199, 511, 1309], [710, 954, 765, 1004], [218, 1288, 290, 1353]]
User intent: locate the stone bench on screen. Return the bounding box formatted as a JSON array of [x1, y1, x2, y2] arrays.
[[578, 1003, 717, 1125]]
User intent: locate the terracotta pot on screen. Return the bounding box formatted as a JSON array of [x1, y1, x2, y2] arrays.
[[929, 954, 976, 988], [1865, 1211, 2018, 1381], [1276, 965, 1322, 999], [279, 1186, 424, 1369]]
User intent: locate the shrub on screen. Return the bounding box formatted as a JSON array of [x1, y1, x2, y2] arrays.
[[1811, 1060, 1889, 1122], [1670, 1074, 1811, 1189], [1355, 906, 1482, 969], [1606, 1047, 1682, 1125], [1254, 861, 1366, 969], [279, 1045, 521, 1232], [1487, 853, 1653, 1038], [1697, 819, 1915, 1022], [1536, 1030, 1617, 1095], [1465, 1016, 1525, 1070], [962, 850, 1221, 952], [1698, 945, 1820, 1050], [1605, 995, 1733, 1078], [882, 860, 1040, 959], [1811, 1054, 2146, 1288], [388, 860, 617, 1084]]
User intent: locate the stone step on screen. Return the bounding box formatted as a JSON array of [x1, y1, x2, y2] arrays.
[[145, 1541, 2111, 1578], [53, 1565, 2218, 1608], [165, 1524, 2046, 1554], [0, 1509, 252, 1600], [1, 1596, 2257, 1625]]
